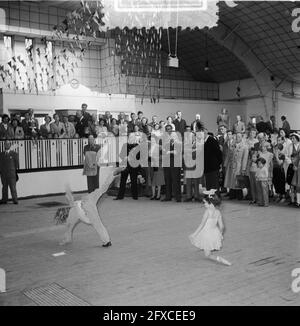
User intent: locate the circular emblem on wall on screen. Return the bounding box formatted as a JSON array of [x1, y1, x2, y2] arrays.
[[70, 79, 79, 89]]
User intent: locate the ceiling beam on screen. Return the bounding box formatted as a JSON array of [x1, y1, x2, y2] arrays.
[[0, 24, 106, 45]]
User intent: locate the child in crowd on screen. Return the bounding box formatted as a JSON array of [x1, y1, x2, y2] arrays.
[[248, 150, 258, 204], [287, 153, 300, 207], [258, 142, 274, 197], [255, 157, 269, 207], [189, 190, 231, 266]]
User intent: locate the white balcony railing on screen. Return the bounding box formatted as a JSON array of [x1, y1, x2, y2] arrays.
[[0, 137, 126, 171]]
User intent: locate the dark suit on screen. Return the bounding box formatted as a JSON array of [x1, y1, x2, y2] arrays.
[[103, 117, 112, 131], [75, 117, 86, 138], [162, 134, 182, 201], [174, 118, 187, 136], [282, 120, 291, 137], [256, 121, 268, 133], [204, 136, 222, 191], [265, 120, 274, 134], [83, 144, 101, 193], [0, 150, 19, 203], [116, 143, 140, 199], [128, 120, 137, 133]]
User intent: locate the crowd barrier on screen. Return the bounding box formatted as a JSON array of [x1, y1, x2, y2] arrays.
[[0, 137, 127, 171]]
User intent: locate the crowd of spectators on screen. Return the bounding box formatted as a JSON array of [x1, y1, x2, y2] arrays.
[[0, 103, 299, 207]]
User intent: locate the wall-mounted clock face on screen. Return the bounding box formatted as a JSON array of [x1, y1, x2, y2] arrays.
[[70, 79, 79, 89]]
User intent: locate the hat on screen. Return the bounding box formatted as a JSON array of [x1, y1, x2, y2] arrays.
[[290, 132, 300, 141], [203, 189, 217, 198]]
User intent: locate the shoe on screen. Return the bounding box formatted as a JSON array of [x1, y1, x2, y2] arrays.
[[13, 202, 18, 205], [184, 198, 192, 202], [155, 196, 161, 200], [176, 199, 182, 202], [216, 256, 232, 266], [249, 201, 256, 205], [0, 201, 7, 205], [288, 201, 294, 206], [102, 241, 112, 247], [113, 197, 123, 200], [132, 197, 138, 200], [150, 196, 156, 200], [279, 198, 286, 204]]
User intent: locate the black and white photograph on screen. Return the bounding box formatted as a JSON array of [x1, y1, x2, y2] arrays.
[[0, 0, 300, 310]]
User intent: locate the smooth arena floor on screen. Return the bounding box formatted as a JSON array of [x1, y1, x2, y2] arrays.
[[0, 194, 299, 306]]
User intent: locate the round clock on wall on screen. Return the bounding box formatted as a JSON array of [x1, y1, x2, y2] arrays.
[[70, 79, 79, 89]]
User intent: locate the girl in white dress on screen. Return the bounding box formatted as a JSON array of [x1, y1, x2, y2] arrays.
[[189, 190, 231, 266]]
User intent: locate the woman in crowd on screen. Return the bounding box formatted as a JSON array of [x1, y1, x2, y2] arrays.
[[118, 119, 128, 136], [279, 128, 293, 158], [40, 115, 52, 139], [225, 133, 248, 199], [245, 128, 258, 150], [128, 124, 142, 144], [258, 141, 274, 197], [110, 118, 119, 137], [159, 120, 165, 131], [11, 118, 24, 140], [165, 116, 176, 131], [96, 118, 108, 139], [152, 123, 162, 138], [50, 113, 64, 138], [217, 108, 230, 130]]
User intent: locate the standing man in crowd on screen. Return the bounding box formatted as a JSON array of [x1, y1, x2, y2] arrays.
[[281, 115, 291, 137], [83, 135, 101, 193], [81, 103, 91, 124], [103, 111, 112, 131], [75, 111, 86, 138], [203, 128, 222, 191], [233, 115, 246, 134], [0, 140, 19, 204], [266, 115, 276, 135], [128, 112, 137, 133], [28, 108, 39, 138], [162, 125, 182, 202], [136, 111, 143, 127], [174, 111, 187, 137], [256, 116, 267, 134], [191, 114, 203, 132], [149, 115, 158, 128]]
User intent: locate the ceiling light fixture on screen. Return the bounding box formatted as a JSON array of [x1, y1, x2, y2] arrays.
[[204, 60, 209, 71]]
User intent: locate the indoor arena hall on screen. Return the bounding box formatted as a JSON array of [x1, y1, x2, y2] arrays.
[[0, 0, 300, 307]]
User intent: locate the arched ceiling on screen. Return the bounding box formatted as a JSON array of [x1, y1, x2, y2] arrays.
[[161, 1, 300, 83], [217, 0, 300, 83]]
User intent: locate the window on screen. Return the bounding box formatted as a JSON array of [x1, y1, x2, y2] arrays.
[[46, 41, 53, 61], [25, 38, 33, 52], [4, 35, 12, 49]]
